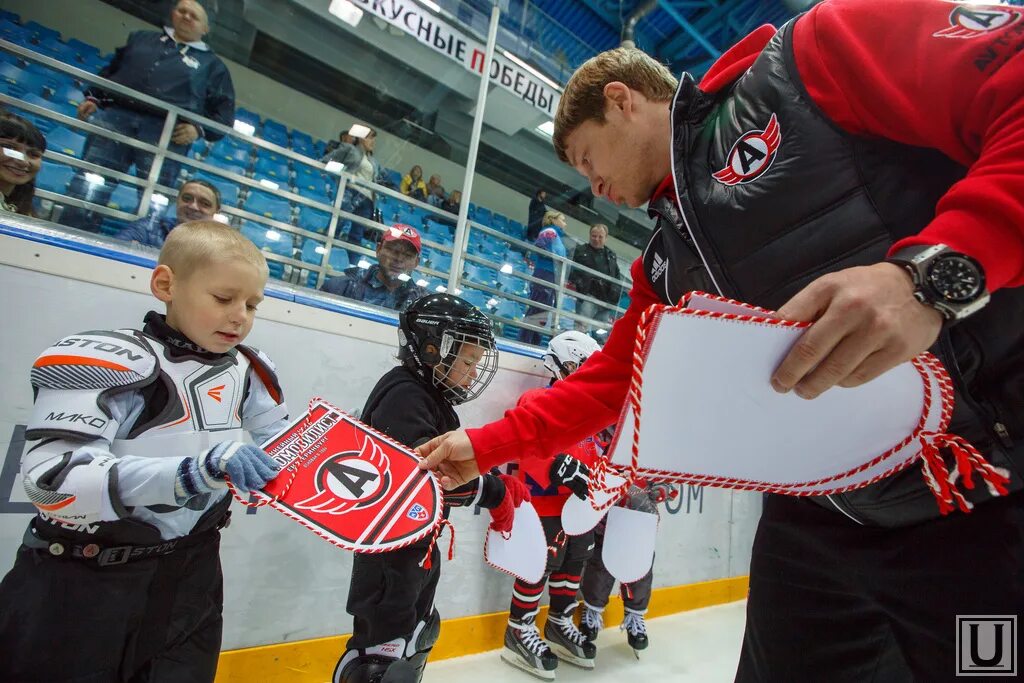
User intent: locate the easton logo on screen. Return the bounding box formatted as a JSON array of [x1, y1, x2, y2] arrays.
[[206, 385, 225, 403], [934, 5, 1021, 39], [295, 438, 392, 515], [713, 113, 782, 186]]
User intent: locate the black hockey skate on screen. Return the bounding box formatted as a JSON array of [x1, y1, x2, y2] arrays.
[[501, 617, 558, 680], [621, 610, 649, 658], [544, 612, 596, 669]]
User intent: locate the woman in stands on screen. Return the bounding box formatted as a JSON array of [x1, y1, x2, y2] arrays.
[[324, 125, 381, 252], [519, 209, 568, 345], [401, 164, 428, 202], [0, 113, 45, 216]]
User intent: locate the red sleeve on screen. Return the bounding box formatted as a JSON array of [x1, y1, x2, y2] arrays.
[[792, 0, 1024, 290], [469, 257, 659, 471]]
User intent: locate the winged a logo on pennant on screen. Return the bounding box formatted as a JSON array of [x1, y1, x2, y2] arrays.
[[296, 437, 392, 515], [712, 113, 781, 187], [933, 5, 1021, 39], [257, 400, 443, 553]]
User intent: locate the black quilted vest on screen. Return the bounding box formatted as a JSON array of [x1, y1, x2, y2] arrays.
[[643, 21, 1023, 526]]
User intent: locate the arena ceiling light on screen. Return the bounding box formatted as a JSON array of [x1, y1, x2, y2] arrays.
[[416, 278, 429, 287], [500, 263, 514, 274], [233, 120, 255, 137], [259, 178, 280, 190], [84, 172, 105, 186], [417, 0, 442, 12], [151, 194, 170, 207], [325, 161, 344, 174], [2, 147, 25, 160], [535, 120, 554, 137], [329, 0, 364, 27], [349, 124, 372, 139], [213, 213, 229, 224], [358, 258, 372, 269], [397, 273, 411, 282], [265, 229, 281, 241], [315, 245, 327, 255]]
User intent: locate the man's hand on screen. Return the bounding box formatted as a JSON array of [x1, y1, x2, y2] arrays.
[[772, 263, 943, 400], [416, 430, 480, 489], [172, 123, 200, 145], [77, 100, 97, 120]]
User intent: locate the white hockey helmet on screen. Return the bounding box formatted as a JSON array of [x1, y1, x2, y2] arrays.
[[543, 330, 601, 380]]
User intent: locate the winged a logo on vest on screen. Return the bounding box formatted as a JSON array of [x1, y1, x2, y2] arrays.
[[713, 113, 781, 187], [934, 5, 1021, 39], [296, 437, 392, 515]]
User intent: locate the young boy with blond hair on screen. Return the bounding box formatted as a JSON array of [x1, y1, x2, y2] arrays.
[[0, 220, 289, 682]]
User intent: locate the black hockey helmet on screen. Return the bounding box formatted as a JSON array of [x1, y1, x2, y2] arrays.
[[398, 294, 498, 404]]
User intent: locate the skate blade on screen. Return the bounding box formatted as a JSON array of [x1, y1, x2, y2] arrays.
[[548, 642, 596, 670], [632, 648, 640, 661], [500, 649, 557, 680]]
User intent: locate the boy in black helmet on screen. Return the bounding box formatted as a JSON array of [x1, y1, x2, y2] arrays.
[[334, 294, 529, 683]]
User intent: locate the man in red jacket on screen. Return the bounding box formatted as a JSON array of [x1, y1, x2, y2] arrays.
[[421, 1, 1024, 680]]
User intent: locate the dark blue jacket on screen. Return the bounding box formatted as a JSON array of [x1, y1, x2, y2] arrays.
[[115, 214, 176, 249], [321, 265, 425, 311], [87, 28, 235, 140]]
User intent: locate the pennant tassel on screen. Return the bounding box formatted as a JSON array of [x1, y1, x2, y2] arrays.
[[918, 432, 1010, 515], [419, 518, 455, 569]]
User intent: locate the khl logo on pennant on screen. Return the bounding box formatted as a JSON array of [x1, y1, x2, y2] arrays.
[[407, 503, 429, 521], [957, 615, 1017, 676]]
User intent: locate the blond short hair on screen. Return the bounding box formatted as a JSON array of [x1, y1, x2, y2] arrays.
[[543, 210, 565, 227], [553, 47, 678, 163], [590, 223, 609, 235], [158, 221, 268, 279]]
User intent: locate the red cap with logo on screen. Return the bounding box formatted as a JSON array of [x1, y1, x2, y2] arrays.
[[382, 223, 422, 254]]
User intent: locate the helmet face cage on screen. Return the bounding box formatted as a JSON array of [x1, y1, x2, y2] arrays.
[[432, 329, 498, 405]]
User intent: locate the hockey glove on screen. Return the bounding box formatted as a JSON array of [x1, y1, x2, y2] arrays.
[[488, 474, 531, 534], [550, 454, 590, 500], [175, 441, 280, 501]]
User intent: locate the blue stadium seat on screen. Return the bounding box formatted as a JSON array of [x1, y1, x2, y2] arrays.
[[508, 220, 526, 241], [474, 206, 493, 227], [106, 183, 139, 212], [189, 137, 209, 160], [297, 205, 331, 234], [492, 214, 509, 234], [300, 238, 326, 265], [461, 288, 491, 311], [67, 38, 100, 62], [261, 119, 289, 146], [46, 126, 86, 158], [291, 130, 314, 156], [384, 168, 402, 188], [495, 299, 526, 320], [0, 62, 24, 89], [23, 21, 60, 43], [0, 19, 30, 43], [0, 10, 20, 24], [240, 221, 294, 278], [208, 139, 251, 166], [313, 140, 326, 158], [35, 161, 75, 194], [428, 251, 452, 276], [16, 94, 57, 132], [21, 63, 69, 91], [205, 156, 248, 178], [464, 263, 498, 288], [498, 273, 529, 298], [80, 54, 109, 74], [244, 190, 291, 222], [36, 37, 79, 65], [191, 170, 240, 207], [234, 108, 260, 127], [293, 166, 332, 199], [327, 245, 350, 273], [253, 155, 289, 183], [52, 82, 85, 108]]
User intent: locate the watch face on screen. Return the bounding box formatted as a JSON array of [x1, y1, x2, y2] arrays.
[[927, 256, 984, 303]]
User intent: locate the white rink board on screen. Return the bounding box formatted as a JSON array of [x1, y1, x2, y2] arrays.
[[0, 229, 759, 650]]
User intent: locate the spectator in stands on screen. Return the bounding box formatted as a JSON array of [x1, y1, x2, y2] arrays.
[[321, 224, 426, 311], [63, 0, 235, 232], [569, 223, 622, 331], [519, 210, 567, 345], [0, 114, 44, 216], [115, 178, 221, 248], [426, 174, 446, 206], [324, 126, 380, 254], [442, 189, 462, 216], [401, 165, 428, 202], [322, 130, 355, 160], [527, 189, 547, 242]]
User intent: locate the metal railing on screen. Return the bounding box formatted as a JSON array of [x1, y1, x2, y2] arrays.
[[2, 37, 632, 344]]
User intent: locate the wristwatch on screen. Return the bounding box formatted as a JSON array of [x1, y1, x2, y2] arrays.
[[886, 244, 989, 322]]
